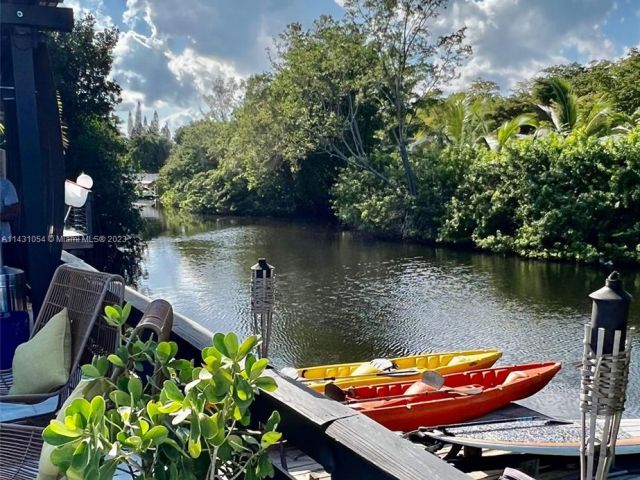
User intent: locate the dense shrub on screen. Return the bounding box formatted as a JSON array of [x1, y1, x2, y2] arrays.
[[439, 129, 640, 263], [332, 152, 410, 237], [332, 129, 640, 264], [332, 147, 472, 241]]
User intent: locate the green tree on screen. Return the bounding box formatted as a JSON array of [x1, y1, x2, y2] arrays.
[[414, 93, 490, 148], [344, 0, 471, 195], [487, 114, 538, 152], [49, 14, 143, 281], [204, 76, 245, 122], [126, 132, 172, 173], [608, 48, 640, 115], [272, 17, 387, 185], [159, 120, 232, 208]]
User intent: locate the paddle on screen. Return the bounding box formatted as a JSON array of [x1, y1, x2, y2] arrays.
[[341, 386, 484, 405], [324, 371, 483, 403], [422, 370, 445, 389], [280, 365, 422, 383]]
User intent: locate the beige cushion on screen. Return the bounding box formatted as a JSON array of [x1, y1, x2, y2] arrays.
[[448, 355, 469, 366], [9, 308, 72, 395], [352, 362, 382, 376], [37, 380, 91, 480]]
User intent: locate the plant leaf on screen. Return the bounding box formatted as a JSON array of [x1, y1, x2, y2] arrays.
[[255, 376, 277, 392], [237, 336, 258, 359], [213, 333, 228, 357], [223, 332, 239, 358], [163, 380, 184, 402], [144, 425, 169, 444], [128, 377, 143, 403], [107, 354, 125, 368], [261, 431, 282, 449]]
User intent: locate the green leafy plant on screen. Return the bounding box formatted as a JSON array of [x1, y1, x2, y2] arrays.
[[43, 306, 280, 480]]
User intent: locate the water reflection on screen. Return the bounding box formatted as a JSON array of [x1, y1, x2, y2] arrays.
[[138, 207, 640, 419]]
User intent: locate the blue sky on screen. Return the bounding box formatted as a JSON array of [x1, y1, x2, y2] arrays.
[[65, 0, 640, 130]]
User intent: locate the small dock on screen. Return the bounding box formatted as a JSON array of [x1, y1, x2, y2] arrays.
[[134, 173, 159, 199]]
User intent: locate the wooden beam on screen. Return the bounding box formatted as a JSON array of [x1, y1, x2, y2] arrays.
[[10, 27, 50, 313], [1, 4, 73, 32], [33, 39, 65, 304]]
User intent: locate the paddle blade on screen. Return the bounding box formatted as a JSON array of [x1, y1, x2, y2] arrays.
[[370, 358, 394, 371], [422, 370, 445, 389], [280, 367, 300, 380], [324, 382, 347, 402]]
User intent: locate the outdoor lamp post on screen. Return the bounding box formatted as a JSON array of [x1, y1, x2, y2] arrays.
[[251, 258, 275, 358], [580, 271, 633, 480]]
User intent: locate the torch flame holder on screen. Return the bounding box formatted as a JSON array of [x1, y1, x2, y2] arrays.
[[579, 324, 633, 480]]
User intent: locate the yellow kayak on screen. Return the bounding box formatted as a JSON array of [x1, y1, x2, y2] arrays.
[[293, 350, 502, 393]]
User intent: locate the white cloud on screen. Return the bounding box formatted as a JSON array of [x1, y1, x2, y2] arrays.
[[109, 0, 342, 127], [69, 0, 633, 126], [167, 49, 242, 96], [66, 0, 114, 28], [436, 0, 619, 94]]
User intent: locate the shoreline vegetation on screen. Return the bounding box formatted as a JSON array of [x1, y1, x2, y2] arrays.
[[51, 6, 640, 277], [156, 4, 640, 266]]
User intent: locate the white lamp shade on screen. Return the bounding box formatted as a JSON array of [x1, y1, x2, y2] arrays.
[[65, 180, 89, 208], [76, 173, 93, 189]]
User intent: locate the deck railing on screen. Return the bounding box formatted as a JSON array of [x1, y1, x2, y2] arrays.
[[61, 251, 469, 480]]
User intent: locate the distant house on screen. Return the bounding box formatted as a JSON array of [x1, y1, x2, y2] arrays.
[[134, 173, 159, 199]]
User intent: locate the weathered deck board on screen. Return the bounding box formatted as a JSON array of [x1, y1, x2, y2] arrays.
[[252, 370, 470, 480], [326, 414, 466, 480], [270, 446, 332, 480]]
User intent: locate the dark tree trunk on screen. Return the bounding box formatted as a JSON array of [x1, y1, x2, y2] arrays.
[[397, 135, 416, 196]]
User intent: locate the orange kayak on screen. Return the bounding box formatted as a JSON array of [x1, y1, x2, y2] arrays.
[[344, 362, 561, 432]]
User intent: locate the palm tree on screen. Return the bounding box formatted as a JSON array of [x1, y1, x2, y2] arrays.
[[535, 77, 628, 137], [412, 93, 490, 149], [482, 113, 538, 152], [611, 107, 640, 135]]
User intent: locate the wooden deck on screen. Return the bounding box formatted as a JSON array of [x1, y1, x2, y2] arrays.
[[271, 443, 640, 480]]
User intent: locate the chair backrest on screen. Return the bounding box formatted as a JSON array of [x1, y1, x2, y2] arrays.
[[33, 264, 124, 382]]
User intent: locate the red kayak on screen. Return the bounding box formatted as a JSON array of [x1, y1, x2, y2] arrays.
[[343, 362, 561, 432]]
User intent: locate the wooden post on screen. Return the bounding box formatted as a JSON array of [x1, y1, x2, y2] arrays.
[[2, 2, 72, 314], [10, 27, 50, 313]]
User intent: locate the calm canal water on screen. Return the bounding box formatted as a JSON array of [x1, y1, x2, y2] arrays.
[[138, 207, 640, 419]]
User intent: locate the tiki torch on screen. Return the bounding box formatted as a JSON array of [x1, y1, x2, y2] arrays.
[[580, 271, 633, 480], [251, 258, 275, 358]]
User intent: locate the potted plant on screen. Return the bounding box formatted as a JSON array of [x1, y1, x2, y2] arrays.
[[42, 304, 281, 480]]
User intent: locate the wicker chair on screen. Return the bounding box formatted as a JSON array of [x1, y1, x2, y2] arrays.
[[0, 299, 174, 480], [0, 265, 124, 410]]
